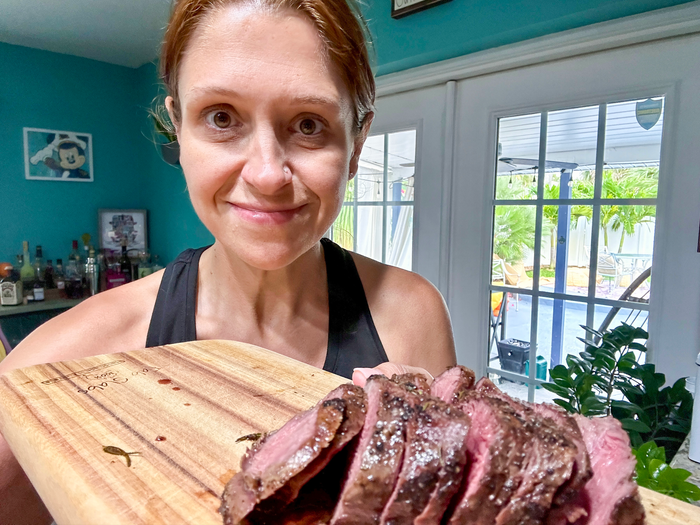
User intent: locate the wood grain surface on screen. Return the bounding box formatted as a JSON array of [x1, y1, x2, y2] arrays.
[[0, 339, 698, 524]]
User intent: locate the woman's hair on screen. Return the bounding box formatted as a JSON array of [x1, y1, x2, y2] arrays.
[[160, 0, 375, 133]]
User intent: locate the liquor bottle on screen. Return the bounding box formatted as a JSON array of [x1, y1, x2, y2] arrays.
[[84, 247, 100, 296], [64, 260, 83, 299], [119, 238, 132, 283], [20, 241, 34, 290], [69, 240, 82, 272], [33, 278, 45, 301], [55, 259, 66, 295], [137, 251, 152, 279], [151, 255, 163, 272], [33, 245, 45, 283], [44, 260, 56, 289], [0, 260, 23, 306]]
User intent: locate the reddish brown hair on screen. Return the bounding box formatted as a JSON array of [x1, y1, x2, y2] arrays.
[[160, 0, 375, 132]]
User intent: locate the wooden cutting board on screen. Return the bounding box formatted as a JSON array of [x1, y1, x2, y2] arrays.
[[0, 340, 698, 525]]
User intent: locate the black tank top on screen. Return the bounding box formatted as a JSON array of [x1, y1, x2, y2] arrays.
[[145, 238, 388, 379]]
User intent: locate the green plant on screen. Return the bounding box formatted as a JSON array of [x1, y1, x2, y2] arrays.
[[633, 441, 700, 503], [543, 323, 693, 460], [544, 323, 697, 502], [613, 364, 693, 454]]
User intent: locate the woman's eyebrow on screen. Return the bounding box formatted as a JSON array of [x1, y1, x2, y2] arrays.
[[185, 86, 341, 111]]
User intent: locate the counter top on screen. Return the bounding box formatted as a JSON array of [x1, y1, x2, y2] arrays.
[[0, 298, 83, 317]]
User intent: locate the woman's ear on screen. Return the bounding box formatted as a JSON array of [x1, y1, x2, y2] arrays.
[[349, 112, 374, 179]]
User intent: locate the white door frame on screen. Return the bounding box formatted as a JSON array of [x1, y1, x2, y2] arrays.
[[372, 2, 700, 382]]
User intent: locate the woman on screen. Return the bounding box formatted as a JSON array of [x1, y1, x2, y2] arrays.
[[0, 0, 456, 522]]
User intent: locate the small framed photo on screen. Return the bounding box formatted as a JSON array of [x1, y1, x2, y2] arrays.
[[391, 0, 452, 19], [24, 127, 94, 182], [98, 209, 148, 254]]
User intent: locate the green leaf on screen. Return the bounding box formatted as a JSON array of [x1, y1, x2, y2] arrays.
[[621, 418, 652, 433]]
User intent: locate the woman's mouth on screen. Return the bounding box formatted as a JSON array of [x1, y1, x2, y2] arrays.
[[229, 203, 306, 225]]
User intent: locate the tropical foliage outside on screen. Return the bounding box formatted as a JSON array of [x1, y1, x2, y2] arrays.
[[493, 167, 658, 266]]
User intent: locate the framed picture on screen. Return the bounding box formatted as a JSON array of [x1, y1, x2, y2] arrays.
[[24, 127, 94, 182], [98, 209, 148, 254], [391, 0, 452, 19]]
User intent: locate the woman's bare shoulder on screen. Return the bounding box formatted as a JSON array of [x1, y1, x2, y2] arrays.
[[350, 252, 456, 377], [0, 270, 164, 374]]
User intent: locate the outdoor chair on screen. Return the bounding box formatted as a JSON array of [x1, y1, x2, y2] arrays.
[[493, 258, 520, 310], [597, 251, 633, 290]]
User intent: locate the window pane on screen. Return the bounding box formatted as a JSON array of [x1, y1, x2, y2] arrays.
[[344, 177, 355, 203], [592, 306, 649, 365], [537, 298, 589, 370], [545, 105, 599, 194], [596, 205, 654, 300], [489, 292, 531, 380], [538, 205, 592, 296], [603, 97, 663, 197], [385, 205, 413, 270], [388, 130, 416, 202], [332, 204, 354, 250], [493, 205, 536, 290], [495, 113, 541, 200], [355, 206, 383, 261], [357, 134, 384, 202]]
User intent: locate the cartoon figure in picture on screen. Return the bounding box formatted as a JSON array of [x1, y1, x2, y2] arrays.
[[109, 214, 139, 247], [29, 132, 90, 179]]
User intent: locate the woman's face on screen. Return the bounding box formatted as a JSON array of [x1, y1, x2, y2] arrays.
[[169, 6, 365, 270]]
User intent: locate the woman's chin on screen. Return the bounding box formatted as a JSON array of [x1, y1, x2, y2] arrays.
[[217, 235, 321, 271]]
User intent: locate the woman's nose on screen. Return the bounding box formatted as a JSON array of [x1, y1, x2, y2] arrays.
[[239, 126, 292, 194]]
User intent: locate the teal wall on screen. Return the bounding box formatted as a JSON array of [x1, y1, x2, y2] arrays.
[[2, 0, 694, 266], [0, 42, 148, 266], [135, 62, 214, 265], [364, 0, 695, 75]]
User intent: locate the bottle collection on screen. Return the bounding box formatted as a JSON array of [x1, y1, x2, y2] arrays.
[[0, 238, 163, 306]]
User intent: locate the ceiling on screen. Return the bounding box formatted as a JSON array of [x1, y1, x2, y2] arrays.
[[0, 0, 172, 68]]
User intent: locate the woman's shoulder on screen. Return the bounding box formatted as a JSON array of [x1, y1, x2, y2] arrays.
[[349, 252, 456, 376], [0, 270, 164, 374]]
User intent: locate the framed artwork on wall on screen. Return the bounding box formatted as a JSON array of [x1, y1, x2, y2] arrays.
[[23, 128, 94, 182], [98, 209, 148, 254], [391, 0, 452, 19]]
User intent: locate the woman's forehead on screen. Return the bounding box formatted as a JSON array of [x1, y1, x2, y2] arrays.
[[178, 6, 351, 111]]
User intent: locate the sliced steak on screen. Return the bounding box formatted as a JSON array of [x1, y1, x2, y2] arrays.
[[446, 391, 529, 525], [430, 365, 475, 404], [330, 375, 412, 525], [473, 378, 578, 525], [532, 403, 592, 525], [221, 384, 365, 525], [379, 374, 470, 525], [573, 415, 645, 525]]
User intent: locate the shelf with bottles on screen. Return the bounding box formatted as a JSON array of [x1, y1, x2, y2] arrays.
[[1, 239, 165, 307]]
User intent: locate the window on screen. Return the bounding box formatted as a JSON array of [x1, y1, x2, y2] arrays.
[[330, 129, 416, 270], [488, 97, 662, 401]]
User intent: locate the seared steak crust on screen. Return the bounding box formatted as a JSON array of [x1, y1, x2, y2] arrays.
[[447, 391, 530, 525], [221, 384, 365, 525], [475, 378, 579, 525], [330, 375, 412, 525], [380, 374, 470, 525]]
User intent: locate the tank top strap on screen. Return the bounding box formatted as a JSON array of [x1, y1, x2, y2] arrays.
[[320, 238, 389, 378], [145, 247, 207, 347]]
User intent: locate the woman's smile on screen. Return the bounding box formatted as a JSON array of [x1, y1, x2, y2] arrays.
[[228, 201, 308, 225]]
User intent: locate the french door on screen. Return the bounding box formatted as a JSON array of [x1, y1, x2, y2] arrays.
[[449, 34, 700, 398]]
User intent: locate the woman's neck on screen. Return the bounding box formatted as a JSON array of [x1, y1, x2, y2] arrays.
[[194, 241, 329, 360]]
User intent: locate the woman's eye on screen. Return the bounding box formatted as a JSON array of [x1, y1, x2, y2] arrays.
[[297, 118, 322, 136], [207, 111, 232, 129]]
